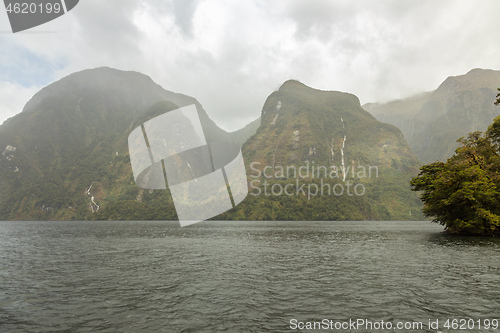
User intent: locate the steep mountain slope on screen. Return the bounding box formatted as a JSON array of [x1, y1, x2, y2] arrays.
[[0, 67, 248, 220], [219, 80, 424, 220], [364, 69, 500, 164]]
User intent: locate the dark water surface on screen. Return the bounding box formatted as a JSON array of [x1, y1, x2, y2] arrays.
[[0, 221, 499, 332]]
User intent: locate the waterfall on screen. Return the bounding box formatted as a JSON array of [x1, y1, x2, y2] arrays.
[[341, 135, 347, 182]]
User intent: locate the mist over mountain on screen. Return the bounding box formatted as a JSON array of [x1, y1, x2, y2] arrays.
[[0, 68, 423, 221], [364, 69, 500, 164], [0, 67, 254, 220]]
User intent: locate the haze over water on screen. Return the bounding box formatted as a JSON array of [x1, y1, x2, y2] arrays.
[[1, 221, 499, 332]]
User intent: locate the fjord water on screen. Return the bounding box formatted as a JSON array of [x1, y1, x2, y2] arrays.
[[0, 221, 499, 333]]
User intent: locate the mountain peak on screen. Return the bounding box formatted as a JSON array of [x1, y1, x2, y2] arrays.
[[277, 80, 361, 108], [22, 67, 163, 114], [437, 68, 500, 93], [279, 79, 310, 91], [466, 68, 494, 75], [61, 67, 157, 88]]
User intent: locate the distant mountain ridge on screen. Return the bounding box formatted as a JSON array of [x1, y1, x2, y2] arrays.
[[364, 68, 500, 163]]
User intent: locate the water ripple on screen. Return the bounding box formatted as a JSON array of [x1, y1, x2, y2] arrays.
[[0, 221, 499, 332]]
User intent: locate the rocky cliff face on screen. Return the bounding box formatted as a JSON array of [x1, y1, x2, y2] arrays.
[[220, 80, 424, 221]]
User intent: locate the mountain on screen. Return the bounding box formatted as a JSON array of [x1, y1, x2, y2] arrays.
[[364, 68, 500, 164], [0, 69, 423, 221], [218, 80, 424, 220], [0, 67, 254, 220]]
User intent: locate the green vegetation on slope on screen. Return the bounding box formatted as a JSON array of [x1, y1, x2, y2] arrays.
[[0, 68, 238, 220], [217, 80, 424, 221]]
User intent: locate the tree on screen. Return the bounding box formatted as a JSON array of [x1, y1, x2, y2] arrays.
[[496, 88, 500, 106], [411, 98, 500, 236]]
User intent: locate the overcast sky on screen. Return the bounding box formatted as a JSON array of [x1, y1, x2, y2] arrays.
[[1, 0, 500, 131]]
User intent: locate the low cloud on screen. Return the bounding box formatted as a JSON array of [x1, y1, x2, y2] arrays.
[[1, 0, 500, 130]]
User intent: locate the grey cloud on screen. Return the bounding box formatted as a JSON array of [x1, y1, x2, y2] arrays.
[[284, 3, 358, 43], [3, 0, 500, 131], [172, 0, 201, 36], [72, 1, 142, 55]]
